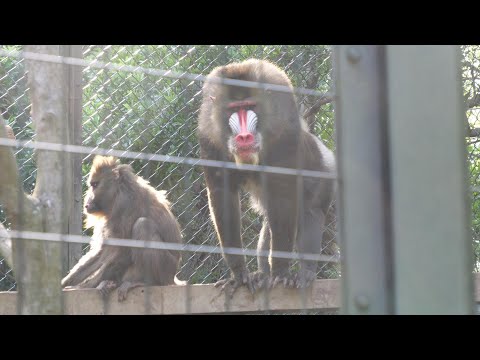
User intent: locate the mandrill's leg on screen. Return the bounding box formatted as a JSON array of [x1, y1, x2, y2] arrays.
[[114, 217, 181, 302], [250, 219, 271, 291], [203, 167, 253, 297], [295, 210, 325, 288], [266, 177, 299, 289], [257, 219, 271, 274]]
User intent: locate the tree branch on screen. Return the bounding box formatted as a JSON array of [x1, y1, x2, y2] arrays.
[[0, 222, 13, 271], [303, 94, 334, 119], [467, 94, 480, 109], [0, 115, 36, 221], [469, 128, 480, 137], [0, 120, 14, 268]]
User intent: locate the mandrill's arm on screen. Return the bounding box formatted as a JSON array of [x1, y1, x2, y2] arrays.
[[61, 247, 103, 287], [203, 166, 253, 295], [61, 245, 130, 289]]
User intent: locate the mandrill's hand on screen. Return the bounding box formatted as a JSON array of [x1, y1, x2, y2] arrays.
[[214, 268, 254, 298]]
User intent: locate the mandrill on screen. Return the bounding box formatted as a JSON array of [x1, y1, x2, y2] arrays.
[[62, 155, 186, 301], [197, 59, 336, 296]]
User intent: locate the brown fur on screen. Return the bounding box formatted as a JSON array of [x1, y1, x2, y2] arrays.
[[61, 156, 186, 301], [197, 59, 336, 295]]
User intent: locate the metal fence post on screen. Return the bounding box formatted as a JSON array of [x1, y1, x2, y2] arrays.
[[333, 45, 393, 314], [386, 45, 474, 314], [60, 45, 83, 275]]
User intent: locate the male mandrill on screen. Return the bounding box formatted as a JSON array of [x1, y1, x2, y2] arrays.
[[61, 155, 186, 301], [197, 59, 336, 296]]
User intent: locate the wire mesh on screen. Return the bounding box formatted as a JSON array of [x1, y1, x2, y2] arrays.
[[2, 45, 477, 314], [0, 45, 338, 303]]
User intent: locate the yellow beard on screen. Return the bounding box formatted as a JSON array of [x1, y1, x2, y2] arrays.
[[234, 153, 259, 165]]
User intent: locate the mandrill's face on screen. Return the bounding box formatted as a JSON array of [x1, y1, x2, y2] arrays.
[[84, 167, 117, 216], [226, 99, 262, 165]]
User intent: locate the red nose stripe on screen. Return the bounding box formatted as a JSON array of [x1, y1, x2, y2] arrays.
[[235, 108, 254, 147], [237, 108, 248, 132]]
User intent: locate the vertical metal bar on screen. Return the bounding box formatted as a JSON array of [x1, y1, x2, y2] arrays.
[[61, 45, 83, 275], [333, 45, 393, 314], [386, 45, 474, 314]]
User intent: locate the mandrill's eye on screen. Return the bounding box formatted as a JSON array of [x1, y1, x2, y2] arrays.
[[90, 181, 99, 189]]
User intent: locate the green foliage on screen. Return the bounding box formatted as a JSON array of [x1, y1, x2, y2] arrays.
[[79, 45, 336, 284], [5, 45, 477, 291], [0, 45, 391, 289]]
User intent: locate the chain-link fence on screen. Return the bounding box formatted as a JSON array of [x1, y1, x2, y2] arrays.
[[463, 45, 480, 271], [1, 45, 478, 314], [0, 45, 339, 297]]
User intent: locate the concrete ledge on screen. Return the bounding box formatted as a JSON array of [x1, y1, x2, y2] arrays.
[[2, 273, 479, 314], [0, 278, 340, 314]]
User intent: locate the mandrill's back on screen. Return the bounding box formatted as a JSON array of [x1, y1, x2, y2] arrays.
[[133, 177, 183, 246]]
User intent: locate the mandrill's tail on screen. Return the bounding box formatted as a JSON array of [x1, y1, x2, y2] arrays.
[[174, 275, 187, 286]]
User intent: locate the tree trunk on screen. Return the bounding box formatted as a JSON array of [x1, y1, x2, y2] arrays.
[[0, 45, 71, 314]]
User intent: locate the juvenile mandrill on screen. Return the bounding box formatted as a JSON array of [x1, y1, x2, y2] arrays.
[[61, 155, 186, 301], [197, 59, 336, 296]]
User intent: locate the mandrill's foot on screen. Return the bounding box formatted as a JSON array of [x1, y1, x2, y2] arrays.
[[214, 269, 254, 298], [96, 280, 118, 297], [270, 269, 317, 289], [293, 269, 317, 289], [249, 270, 270, 292], [270, 272, 296, 289], [117, 281, 144, 302]]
